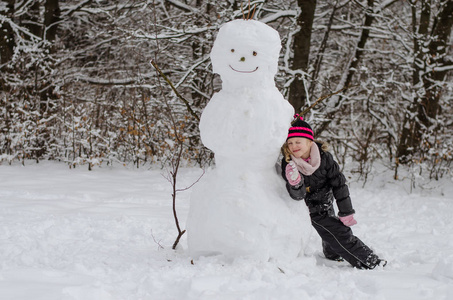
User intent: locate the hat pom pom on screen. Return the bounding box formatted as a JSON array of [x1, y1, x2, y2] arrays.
[[293, 114, 303, 121]]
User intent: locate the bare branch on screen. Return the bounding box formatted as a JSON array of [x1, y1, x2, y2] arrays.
[[175, 169, 205, 193], [164, 0, 200, 13], [300, 85, 353, 116], [150, 230, 165, 250], [150, 59, 200, 122]]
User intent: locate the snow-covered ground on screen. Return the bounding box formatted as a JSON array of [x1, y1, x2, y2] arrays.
[[0, 161, 452, 300]]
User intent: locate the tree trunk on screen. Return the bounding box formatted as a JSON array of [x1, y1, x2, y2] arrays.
[[343, 0, 374, 90], [421, 0, 453, 122], [309, 1, 339, 96], [22, 2, 42, 38], [0, 0, 15, 66], [288, 0, 317, 112], [44, 0, 61, 43]]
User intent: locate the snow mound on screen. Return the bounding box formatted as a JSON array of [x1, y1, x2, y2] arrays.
[[432, 255, 453, 280]]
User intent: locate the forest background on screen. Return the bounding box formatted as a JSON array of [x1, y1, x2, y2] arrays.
[[1, 0, 452, 183]]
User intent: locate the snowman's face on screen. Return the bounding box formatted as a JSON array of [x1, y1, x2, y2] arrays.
[[210, 20, 281, 84], [228, 45, 259, 74]]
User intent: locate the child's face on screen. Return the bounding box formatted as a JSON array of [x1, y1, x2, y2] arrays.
[[287, 137, 313, 159]]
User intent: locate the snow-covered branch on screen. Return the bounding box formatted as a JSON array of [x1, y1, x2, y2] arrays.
[[164, 0, 200, 13], [259, 10, 297, 23]]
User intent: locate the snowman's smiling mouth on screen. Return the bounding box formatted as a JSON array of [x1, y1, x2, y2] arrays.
[[229, 65, 259, 73]]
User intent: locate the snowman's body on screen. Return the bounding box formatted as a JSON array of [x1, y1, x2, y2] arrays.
[[187, 20, 311, 261]]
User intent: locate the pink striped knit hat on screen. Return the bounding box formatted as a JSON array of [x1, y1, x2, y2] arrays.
[[287, 114, 314, 141]]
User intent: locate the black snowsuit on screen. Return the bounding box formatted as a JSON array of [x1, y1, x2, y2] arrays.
[[281, 143, 378, 269]]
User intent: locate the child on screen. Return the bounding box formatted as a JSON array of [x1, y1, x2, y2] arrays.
[[281, 114, 385, 269]]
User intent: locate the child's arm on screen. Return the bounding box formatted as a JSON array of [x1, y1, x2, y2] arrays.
[[286, 182, 306, 201], [281, 158, 306, 201], [324, 152, 355, 217]]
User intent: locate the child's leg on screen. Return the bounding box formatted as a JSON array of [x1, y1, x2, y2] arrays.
[[321, 207, 343, 261], [322, 240, 343, 261], [310, 212, 377, 269]]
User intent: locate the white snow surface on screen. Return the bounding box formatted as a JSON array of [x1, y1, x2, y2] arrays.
[[1, 161, 453, 300]]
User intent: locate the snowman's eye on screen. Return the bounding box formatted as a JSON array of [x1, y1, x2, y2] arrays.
[[231, 49, 235, 53], [253, 51, 257, 56]]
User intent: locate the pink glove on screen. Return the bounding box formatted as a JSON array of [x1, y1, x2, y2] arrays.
[[285, 161, 301, 186], [339, 214, 357, 226]]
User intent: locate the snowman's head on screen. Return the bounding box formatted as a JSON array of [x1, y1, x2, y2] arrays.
[[210, 19, 281, 88]]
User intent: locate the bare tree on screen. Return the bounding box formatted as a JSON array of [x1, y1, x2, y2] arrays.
[[396, 0, 453, 165]]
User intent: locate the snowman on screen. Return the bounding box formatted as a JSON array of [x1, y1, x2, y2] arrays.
[[186, 19, 311, 261]]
